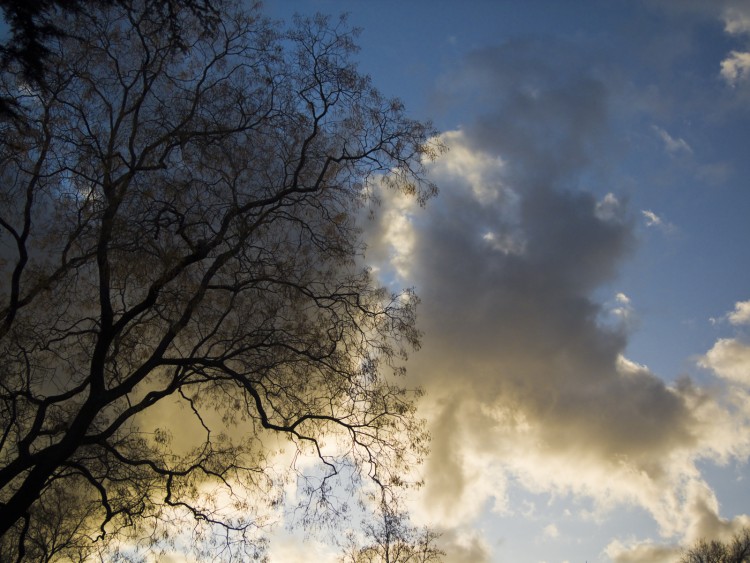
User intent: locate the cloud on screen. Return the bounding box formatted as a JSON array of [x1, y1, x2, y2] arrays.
[[720, 51, 750, 86], [595, 193, 624, 222], [729, 300, 750, 325], [699, 338, 750, 385], [723, 4, 750, 36], [700, 300, 750, 385], [606, 482, 750, 561], [439, 528, 492, 563], [643, 1, 750, 95], [718, 4, 750, 91], [543, 523, 559, 539], [364, 38, 750, 560], [607, 293, 637, 328], [605, 537, 680, 563], [641, 209, 676, 233], [641, 210, 662, 227], [652, 125, 693, 154], [710, 299, 750, 326]]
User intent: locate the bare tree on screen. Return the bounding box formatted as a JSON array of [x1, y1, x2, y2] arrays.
[[0, 0, 221, 116], [681, 528, 750, 563], [339, 496, 444, 563], [0, 0, 439, 560]]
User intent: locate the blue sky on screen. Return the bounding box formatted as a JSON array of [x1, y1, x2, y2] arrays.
[[265, 1, 750, 562]]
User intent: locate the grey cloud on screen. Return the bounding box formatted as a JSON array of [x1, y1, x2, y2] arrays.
[[437, 39, 610, 184], [410, 40, 696, 466], [365, 36, 728, 543]]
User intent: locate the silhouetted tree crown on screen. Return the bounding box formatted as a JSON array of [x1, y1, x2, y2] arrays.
[[681, 528, 750, 563], [0, 0, 439, 559]]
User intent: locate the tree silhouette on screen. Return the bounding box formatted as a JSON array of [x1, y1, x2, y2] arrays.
[[0, 1, 439, 559], [339, 495, 444, 563], [681, 528, 750, 563]]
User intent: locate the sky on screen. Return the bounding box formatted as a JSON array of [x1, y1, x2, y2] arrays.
[[2, 1, 744, 562], [259, 1, 750, 562]]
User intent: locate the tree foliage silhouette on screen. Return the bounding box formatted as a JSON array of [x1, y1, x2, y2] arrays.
[[0, 0, 438, 559], [0, 0, 220, 115], [339, 498, 444, 563], [681, 528, 750, 563]]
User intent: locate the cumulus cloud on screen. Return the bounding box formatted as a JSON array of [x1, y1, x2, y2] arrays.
[[700, 300, 750, 385], [720, 51, 750, 86], [710, 299, 750, 326], [729, 300, 750, 325], [700, 339, 750, 384], [364, 37, 750, 561]]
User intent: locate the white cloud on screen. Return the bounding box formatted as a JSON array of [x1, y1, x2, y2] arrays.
[[652, 125, 693, 155], [608, 293, 636, 327], [429, 130, 508, 205], [720, 51, 750, 86], [729, 300, 750, 325], [709, 299, 750, 326], [642, 210, 662, 227], [699, 338, 750, 384], [641, 209, 676, 233]]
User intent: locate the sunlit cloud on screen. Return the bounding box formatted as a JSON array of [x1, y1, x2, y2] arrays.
[[720, 51, 750, 86], [353, 9, 750, 561], [605, 537, 680, 563], [439, 528, 493, 563], [710, 299, 750, 325], [699, 338, 750, 385], [729, 300, 750, 325], [365, 113, 750, 558]]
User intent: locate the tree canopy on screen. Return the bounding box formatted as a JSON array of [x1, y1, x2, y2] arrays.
[[681, 528, 750, 563], [0, 0, 439, 560]]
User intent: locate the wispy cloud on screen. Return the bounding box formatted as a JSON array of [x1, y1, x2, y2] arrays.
[[652, 125, 693, 155], [723, 5, 750, 36], [641, 209, 676, 233]]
